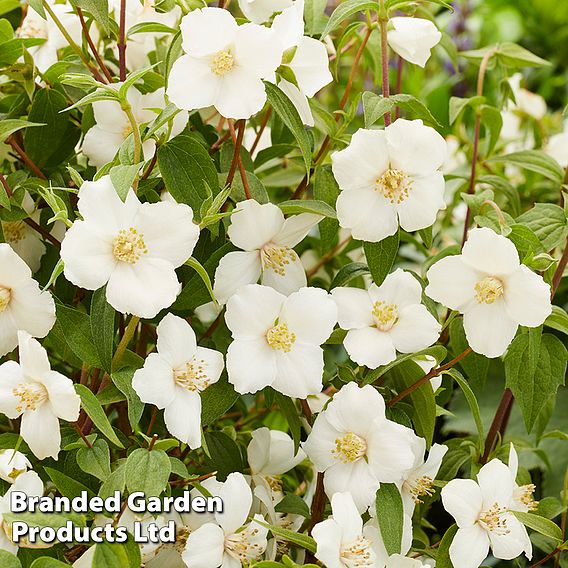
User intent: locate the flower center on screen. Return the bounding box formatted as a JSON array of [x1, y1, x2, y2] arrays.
[[372, 300, 398, 331], [333, 432, 367, 464], [173, 359, 210, 392], [478, 502, 510, 535], [260, 244, 296, 277], [112, 228, 148, 264], [407, 475, 435, 504], [340, 535, 375, 567], [19, 21, 48, 40], [475, 276, 504, 304], [211, 51, 235, 76], [375, 168, 412, 204], [2, 221, 26, 244], [516, 484, 538, 511], [225, 526, 264, 563], [266, 475, 283, 492], [266, 322, 296, 353], [0, 286, 12, 313], [13, 382, 48, 413]]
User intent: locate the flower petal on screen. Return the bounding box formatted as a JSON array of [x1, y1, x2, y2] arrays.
[[156, 314, 197, 367], [503, 265, 551, 326], [312, 518, 343, 568], [277, 79, 314, 127], [489, 514, 532, 561], [324, 460, 379, 512], [290, 36, 333, 97], [227, 338, 277, 394], [449, 525, 490, 568], [477, 459, 514, 509], [216, 472, 252, 533], [18, 331, 50, 380], [389, 304, 441, 353], [182, 523, 225, 568], [21, 403, 61, 460], [261, 251, 308, 296], [164, 389, 202, 449], [272, 343, 324, 398], [441, 479, 483, 527], [215, 69, 267, 120], [228, 200, 284, 251], [461, 228, 520, 276], [0, 361, 24, 419], [331, 491, 363, 543], [331, 287, 374, 329], [214, 250, 262, 305], [344, 327, 397, 369], [274, 213, 323, 248], [234, 23, 282, 79], [180, 7, 237, 56], [370, 268, 423, 308], [41, 371, 80, 422], [132, 353, 177, 409]]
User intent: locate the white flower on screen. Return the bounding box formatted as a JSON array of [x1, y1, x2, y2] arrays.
[[0, 244, 56, 357], [225, 284, 337, 398], [243, 126, 272, 159], [272, 0, 333, 126], [312, 492, 378, 568], [507, 444, 538, 513], [167, 8, 282, 120], [386, 555, 434, 568], [238, 0, 294, 23], [425, 227, 551, 358], [248, 427, 305, 479], [303, 382, 418, 511], [83, 87, 187, 169], [399, 439, 447, 516], [387, 18, 442, 68], [0, 471, 44, 554], [0, 332, 80, 461], [133, 314, 224, 449], [508, 74, 547, 121], [332, 269, 441, 369], [182, 473, 269, 568], [60, 176, 199, 318], [0, 450, 31, 484], [546, 122, 568, 168], [414, 355, 440, 391], [214, 199, 322, 304], [441, 458, 532, 568], [19, 0, 82, 73], [331, 120, 447, 242]]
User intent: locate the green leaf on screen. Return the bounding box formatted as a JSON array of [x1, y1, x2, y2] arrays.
[[304, 0, 328, 35], [112, 368, 145, 430], [375, 483, 404, 555], [93, 539, 141, 568], [204, 431, 245, 480], [0, 551, 21, 568], [257, 521, 317, 553], [125, 448, 171, 497], [44, 467, 95, 500], [513, 512, 563, 542], [313, 165, 340, 252], [435, 524, 458, 568], [480, 105, 502, 154], [488, 150, 564, 183], [201, 378, 239, 426], [128, 21, 176, 35], [30, 559, 70, 568], [362, 92, 441, 128], [184, 257, 217, 306], [0, 119, 44, 143], [273, 391, 302, 453], [77, 439, 112, 482], [90, 287, 115, 374], [363, 231, 399, 286], [320, 0, 377, 38], [158, 134, 219, 220], [109, 163, 142, 201], [448, 95, 485, 124], [544, 305, 568, 336], [330, 262, 370, 289], [70, 0, 110, 34], [0, 1, 20, 16], [228, 170, 269, 204], [275, 494, 310, 518], [278, 199, 336, 218], [75, 384, 125, 448], [505, 330, 567, 433], [516, 203, 568, 251], [264, 81, 312, 174], [448, 317, 489, 387], [508, 224, 545, 258], [99, 463, 126, 500], [494, 42, 551, 68]]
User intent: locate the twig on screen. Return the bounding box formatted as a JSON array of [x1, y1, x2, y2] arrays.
[[379, 11, 391, 126], [250, 108, 272, 156], [480, 388, 513, 464], [228, 120, 251, 199], [225, 119, 247, 190], [118, 0, 127, 81], [6, 136, 46, 179], [73, 422, 93, 449], [76, 7, 113, 83]]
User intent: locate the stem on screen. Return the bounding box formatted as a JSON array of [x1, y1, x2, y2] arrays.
[[73, 422, 93, 449], [76, 7, 113, 83], [112, 316, 140, 369], [122, 102, 142, 190], [209, 130, 232, 155], [6, 136, 46, 179], [118, 0, 127, 81], [306, 236, 351, 278], [387, 347, 473, 407], [225, 119, 247, 190], [552, 238, 568, 297], [228, 120, 251, 199], [147, 434, 158, 451], [249, 108, 272, 156], [480, 388, 513, 464], [199, 310, 224, 342], [42, 0, 105, 83], [395, 56, 403, 119], [379, 5, 391, 126]]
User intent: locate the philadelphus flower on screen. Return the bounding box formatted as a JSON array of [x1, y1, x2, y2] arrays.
[[0, 471, 43, 554], [83, 87, 187, 168], [225, 284, 337, 398], [0, 244, 56, 357], [167, 8, 282, 120], [507, 444, 538, 513], [0, 332, 81, 460], [182, 473, 269, 568], [332, 269, 441, 369], [238, 0, 293, 23], [303, 382, 418, 511], [133, 314, 224, 449], [60, 176, 199, 318], [0, 450, 31, 484], [387, 17, 442, 68], [214, 199, 322, 304], [331, 119, 447, 242], [19, 0, 82, 73], [546, 121, 568, 168], [441, 458, 532, 568], [312, 492, 378, 568], [425, 227, 551, 358]]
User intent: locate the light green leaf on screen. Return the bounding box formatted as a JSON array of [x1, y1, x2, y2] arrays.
[[313, 165, 340, 252], [516, 203, 568, 251], [128, 21, 176, 35], [544, 306, 568, 336], [93, 539, 141, 568], [375, 483, 404, 555], [77, 439, 112, 482], [69, 0, 110, 34], [488, 150, 564, 183], [125, 448, 171, 497], [0, 551, 20, 568], [109, 163, 142, 201], [362, 92, 441, 128], [278, 199, 336, 218], [448, 95, 485, 124], [112, 368, 145, 430], [513, 511, 563, 542], [320, 0, 377, 38], [257, 521, 317, 553], [184, 257, 217, 307], [44, 467, 95, 500], [0, 119, 44, 143]]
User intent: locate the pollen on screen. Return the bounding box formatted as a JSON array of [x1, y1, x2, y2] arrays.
[[173, 359, 210, 392], [478, 502, 510, 535], [340, 535, 374, 567], [372, 300, 398, 331], [408, 475, 435, 504], [2, 221, 26, 244], [225, 526, 263, 563], [516, 484, 538, 511], [260, 244, 296, 277], [375, 168, 412, 204], [112, 227, 148, 264], [266, 322, 296, 352], [211, 51, 235, 76], [333, 432, 367, 464], [13, 382, 48, 413], [0, 286, 12, 313], [475, 276, 504, 304]]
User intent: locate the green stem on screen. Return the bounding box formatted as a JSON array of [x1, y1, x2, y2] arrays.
[[112, 316, 140, 369], [122, 102, 143, 191]]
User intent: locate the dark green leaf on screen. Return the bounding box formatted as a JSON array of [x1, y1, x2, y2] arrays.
[[363, 231, 399, 286], [112, 368, 145, 430], [201, 377, 239, 426], [77, 439, 112, 482], [375, 483, 404, 555], [204, 431, 245, 480], [330, 262, 370, 289], [90, 287, 115, 374], [313, 165, 340, 252], [125, 448, 171, 497]]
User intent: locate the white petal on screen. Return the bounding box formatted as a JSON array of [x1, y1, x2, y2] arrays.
[[277, 78, 315, 127], [91, 95, 128, 134], [387, 18, 442, 68], [279, 287, 337, 345], [389, 304, 441, 353], [180, 8, 237, 56], [462, 228, 520, 276], [214, 250, 262, 305], [441, 479, 483, 527], [215, 69, 267, 120], [336, 189, 399, 242], [182, 523, 225, 568], [194, 347, 225, 388], [238, 0, 293, 24], [41, 371, 80, 422], [274, 213, 323, 248], [82, 127, 124, 168], [302, 414, 342, 471], [227, 339, 277, 394], [21, 404, 61, 460], [0, 361, 24, 418], [344, 327, 397, 369], [261, 251, 307, 296], [0, 243, 34, 286], [489, 514, 532, 561], [370, 268, 423, 309], [156, 314, 197, 368], [449, 525, 490, 568], [425, 255, 480, 312], [312, 518, 343, 568], [463, 300, 518, 358], [477, 459, 514, 509], [290, 37, 333, 97], [270, 0, 303, 47], [332, 287, 374, 329], [18, 331, 50, 380], [272, 344, 324, 398], [330, 491, 363, 542], [324, 460, 379, 512], [228, 200, 284, 251], [132, 353, 177, 409], [503, 265, 551, 326], [248, 428, 304, 476], [234, 23, 282, 79], [164, 389, 202, 449], [216, 472, 252, 533]]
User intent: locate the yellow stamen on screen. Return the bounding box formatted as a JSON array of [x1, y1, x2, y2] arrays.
[[375, 168, 412, 204], [173, 359, 210, 392], [407, 475, 435, 504], [0, 286, 11, 313], [372, 300, 398, 331], [211, 51, 235, 76], [516, 484, 538, 511], [112, 228, 148, 264], [2, 221, 26, 244], [333, 432, 367, 464], [340, 535, 374, 567], [478, 503, 510, 535], [224, 526, 263, 563], [266, 323, 296, 353], [475, 276, 504, 304], [13, 382, 48, 413], [260, 244, 296, 277]]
